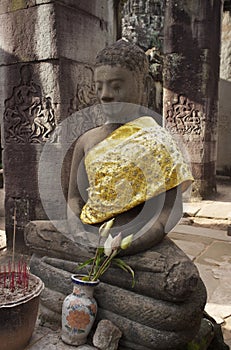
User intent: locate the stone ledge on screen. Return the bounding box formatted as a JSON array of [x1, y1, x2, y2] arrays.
[[180, 217, 230, 231], [173, 224, 231, 241]]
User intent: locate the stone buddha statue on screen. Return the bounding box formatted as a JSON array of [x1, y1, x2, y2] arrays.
[[26, 40, 214, 350]]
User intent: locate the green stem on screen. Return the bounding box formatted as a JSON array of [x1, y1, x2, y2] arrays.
[[89, 236, 101, 279], [89, 248, 98, 278], [92, 250, 117, 281]]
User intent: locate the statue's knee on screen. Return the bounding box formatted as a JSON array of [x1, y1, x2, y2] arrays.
[[165, 260, 200, 299]]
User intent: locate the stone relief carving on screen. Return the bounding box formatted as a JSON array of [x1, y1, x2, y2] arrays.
[[68, 66, 97, 115], [30, 96, 56, 141], [64, 66, 104, 142], [166, 95, 206, 136], [4, 65, 56, 143]]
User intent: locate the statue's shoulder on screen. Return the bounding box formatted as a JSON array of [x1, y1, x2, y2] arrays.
[[77, 124, 109, 154], [77, 124, 105, 143]]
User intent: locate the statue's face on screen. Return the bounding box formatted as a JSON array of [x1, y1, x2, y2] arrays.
[[94, 65, 144, 105]]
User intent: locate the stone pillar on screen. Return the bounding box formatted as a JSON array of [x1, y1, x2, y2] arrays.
[[217, 7, 231, 174], [0, 1, 115, 248], [163, 0, 222, 199]]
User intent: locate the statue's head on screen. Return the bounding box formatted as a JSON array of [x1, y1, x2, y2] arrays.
[[94, 39, 150, 105]]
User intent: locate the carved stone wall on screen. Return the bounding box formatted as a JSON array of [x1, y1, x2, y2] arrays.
[[120, 0, 164, 114], [121, 0, 164, 51], [0, 0, 115, 247], [163, 0, 222, 199], [4, 65, 56, 144]]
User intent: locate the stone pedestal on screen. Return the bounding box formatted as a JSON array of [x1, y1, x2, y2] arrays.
[[29, 234, 207, 350], [163, 0, 222, 199]]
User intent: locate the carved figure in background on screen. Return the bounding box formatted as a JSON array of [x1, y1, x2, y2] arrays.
[[166, 94, 206, 136], [76, 66, 97, 109], [4, 65, 41, 142], [31, 97, 55, 140], [4, 65, 56, 143], [68, 66, 97, 115]]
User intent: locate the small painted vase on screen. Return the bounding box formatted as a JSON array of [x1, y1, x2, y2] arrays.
[[61, 274, 99, 346]]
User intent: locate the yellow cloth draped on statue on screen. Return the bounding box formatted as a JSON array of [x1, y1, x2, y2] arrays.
[[80, 116, 193, 224]]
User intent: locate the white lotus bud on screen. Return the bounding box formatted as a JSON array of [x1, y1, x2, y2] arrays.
[[104, 234, 113, 256], [99, 218, 115, 237], [121, 234, 133, 250], [111, 233, 122, 251]]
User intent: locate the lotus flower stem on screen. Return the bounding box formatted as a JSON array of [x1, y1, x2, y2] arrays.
[[88, 236, 101, 279], [92, 250, 117, 281]]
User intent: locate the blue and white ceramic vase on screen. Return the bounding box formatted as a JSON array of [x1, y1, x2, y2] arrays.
[[61, 274, 99, 346]]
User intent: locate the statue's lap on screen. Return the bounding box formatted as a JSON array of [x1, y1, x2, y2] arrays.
[[26, 220, 207, 349]]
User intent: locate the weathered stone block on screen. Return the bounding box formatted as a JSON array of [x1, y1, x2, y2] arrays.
[[217, 79, 231, 170], [164, 0, 221, 54], [93, 319, 122, 350], [217, 12, 231, 171], [220, 11, 231, 80], [0, 3, 57, 64], [55, 2, 111, 64], [4, 145, 42, 197], [0, 1, 37, 15], [40, 287, 65, 315], [54, 0, 109, 20]]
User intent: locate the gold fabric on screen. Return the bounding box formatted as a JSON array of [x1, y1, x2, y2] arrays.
[[80, 116, 193, 224]]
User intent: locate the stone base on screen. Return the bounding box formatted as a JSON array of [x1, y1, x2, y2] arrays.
[[30, 252, 206, 350], [25, 220, 229, 349]]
